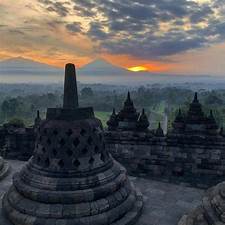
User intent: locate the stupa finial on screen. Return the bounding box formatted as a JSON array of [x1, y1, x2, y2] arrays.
[[63, 63, 78, 109], [127, 91, 131, 100], [193, 92, 198, 102]]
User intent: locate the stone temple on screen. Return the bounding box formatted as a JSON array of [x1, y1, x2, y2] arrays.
[[105, 92, 225, 188], [2, 64, 143, 225]]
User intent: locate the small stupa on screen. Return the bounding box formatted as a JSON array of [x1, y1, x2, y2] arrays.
[[117, 92, 139, 130], [155, 122, 164, 137], [34, 110, 41, 128], [2, 63, 143, 225], [107, 108, 118, 131], [137, 109, 150, 131]]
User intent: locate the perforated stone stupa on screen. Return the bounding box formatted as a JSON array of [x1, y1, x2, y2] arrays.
[[2, 63, 143, 225], [178, 182, 225, 225]]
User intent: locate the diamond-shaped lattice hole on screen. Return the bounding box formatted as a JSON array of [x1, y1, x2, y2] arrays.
[[58, 159, 64, 168], [73, 138, 80, 147], [59, 138, 65, 146], [52, 148, 57, 156], [39, 136, 42, 141], [94, 146, 99, 153], [73, 159, 80, 168], [47, 138, 51, 145], [45, 158, 50, 167], [82, 148, 88, 155], [43, 129, 47, 134], [37, 156, 41, 163], [87, 136, 93, 145], [42, 147, 46, 153], [66, 129, 73, 137], [89, 156, 94, 165], [66, 149, 73, 156], [80, 129, 86, 136], [53, 129, 58, 136], [100, 153, 105, 162]]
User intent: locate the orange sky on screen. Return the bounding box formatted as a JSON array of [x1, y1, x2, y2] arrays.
[[1, 0, 225, 75]]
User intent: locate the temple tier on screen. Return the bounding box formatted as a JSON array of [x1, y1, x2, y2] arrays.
[[2, 63, 143, 225]]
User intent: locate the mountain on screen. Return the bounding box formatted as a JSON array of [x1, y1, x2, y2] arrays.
[[0, 57, 62, 75], [0, 57, 215, 85], [0, 57, 129, 76], [78, 59, 130, 76]]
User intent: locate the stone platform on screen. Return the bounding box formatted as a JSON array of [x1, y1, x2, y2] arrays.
[[0, 160, 204, 225]]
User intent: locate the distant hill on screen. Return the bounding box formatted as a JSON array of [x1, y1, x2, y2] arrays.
[[78, 59, 130, 76], [0, 57, 62, 75], [0, 57, 216, 85], [0, 57, 130, 76]]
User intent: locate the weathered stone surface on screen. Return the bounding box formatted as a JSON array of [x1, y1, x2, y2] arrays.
[[105, 93, 225, 188], [63, 63, 78, 109], [110, 92, 149, 131], [0, 124, 35, 161], [178, 181, 225, 225], [0, 160, 204, 225]]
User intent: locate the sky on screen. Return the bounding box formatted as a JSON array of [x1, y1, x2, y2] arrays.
[[1, 0, 225, 75]]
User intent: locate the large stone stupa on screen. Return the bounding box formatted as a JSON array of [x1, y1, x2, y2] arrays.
[[2, 63, 143, 225], [179, 182, 225, 225]]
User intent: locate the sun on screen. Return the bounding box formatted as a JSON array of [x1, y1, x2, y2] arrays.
[[128, 66, 148, 72]]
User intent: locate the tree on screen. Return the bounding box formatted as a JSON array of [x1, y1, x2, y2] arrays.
[[81, 87, 94, 98], [1, 98, 21, 119], [7, 118, 25, 128]]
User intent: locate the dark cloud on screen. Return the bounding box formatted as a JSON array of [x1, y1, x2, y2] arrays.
[[189, 5, 213, 23], [87, 22, 109, 40], [38, 0, 69, 17], [39, 0, 225, 59], [66, 22, 82, 33]]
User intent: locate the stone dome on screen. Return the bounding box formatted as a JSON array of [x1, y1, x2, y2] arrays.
[[2, 63, 143, 225]]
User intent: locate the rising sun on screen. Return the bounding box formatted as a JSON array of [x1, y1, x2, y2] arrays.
[[128, 66, 148, 72]]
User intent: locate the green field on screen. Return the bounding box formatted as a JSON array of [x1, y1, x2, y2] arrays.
[[95, 111, 111, 127]]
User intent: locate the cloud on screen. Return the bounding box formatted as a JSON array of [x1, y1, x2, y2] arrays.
[[66, 22, 82, 33], [38, 0, 69, 17], [3, 0, 225, 63], [65, 0, 225, 60]]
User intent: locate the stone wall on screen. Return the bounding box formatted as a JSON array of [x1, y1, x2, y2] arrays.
[[0, 126, 35, 161], [105, 130, 225, 188]]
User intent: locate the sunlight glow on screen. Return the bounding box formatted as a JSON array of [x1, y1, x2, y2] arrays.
[[128, 66, 148, 72]]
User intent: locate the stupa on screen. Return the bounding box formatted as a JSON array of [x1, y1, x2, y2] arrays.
[[107, 108, 118, 131], [178, 181, 225, 225], [2, 63, 143, 225], [136, 109, 150, 131], [117, 92, 139, 130], [155, 122, 164, 137], [172, 109, 185, 133], [34, 110, 41, 128]]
